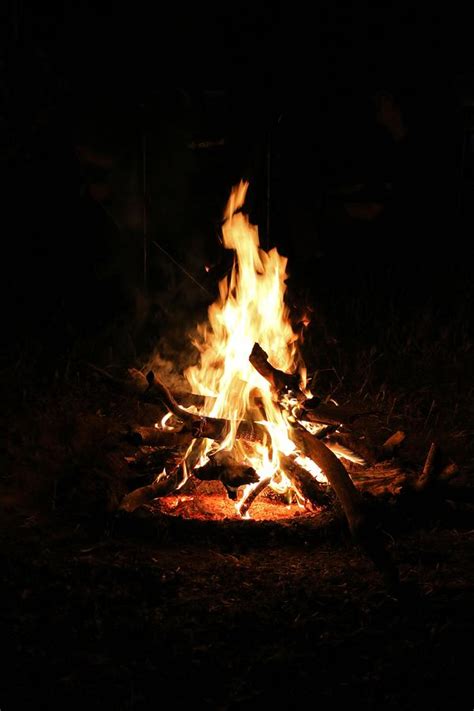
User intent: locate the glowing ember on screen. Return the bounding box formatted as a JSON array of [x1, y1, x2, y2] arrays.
[[153, 181, 332, 516]]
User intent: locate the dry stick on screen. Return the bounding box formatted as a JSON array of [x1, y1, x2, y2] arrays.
[[414, 442, 438, 492], [125, 426, 192, 448], [237, 477, 273, 517], [438, 462, 460, 482]]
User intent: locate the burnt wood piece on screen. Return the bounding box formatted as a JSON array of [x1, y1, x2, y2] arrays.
[[350, 467, 407, 496], [297, 402, 380, 427], [414, 442, 439, 492], [237, 477, 273, 517], [194, 454, 259, 499], [249, 343, 307, 399], [290, 426, 399, 588], [86, 362, 211, 408], [194, 450, 259, 499], [438, 462, 460, 482], [119, 464, 184, 513], [125, 426, 192, 448], [314, 425, 339, 439], [146, 371, 269, 444], [280, 454, 332, 507]]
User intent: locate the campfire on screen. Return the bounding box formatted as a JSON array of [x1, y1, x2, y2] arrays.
[[114, 181, 399, 584]]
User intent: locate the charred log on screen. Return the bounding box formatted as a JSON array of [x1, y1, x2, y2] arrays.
[[119, 464, 184, 513], [414, 442, 439, 492], [237, 477, 273, 517], [280, 455, 332, 508], [194, 452, 259, 499], [290, 426, 398, 588], [249, 343, 307, 399], [146, 371, 269, 444], [124, 426, 192, 448], [297, 402, 380, 427]]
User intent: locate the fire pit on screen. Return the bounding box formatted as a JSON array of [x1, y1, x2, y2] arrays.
[[113, 181, 399, 586]]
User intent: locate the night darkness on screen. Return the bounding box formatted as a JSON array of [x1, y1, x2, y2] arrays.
[[2, 3, 474, 710]]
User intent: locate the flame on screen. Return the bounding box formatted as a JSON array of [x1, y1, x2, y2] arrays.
[[179, 181, 325, 512]]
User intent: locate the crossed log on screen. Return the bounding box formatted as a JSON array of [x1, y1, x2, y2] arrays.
[[135, 346, 397, 587]]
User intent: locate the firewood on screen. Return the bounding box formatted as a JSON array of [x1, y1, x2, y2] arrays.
[[249, 343, 304, 398], [247, 344, 377, 426], [414, 442, 438, 492], [125, 426, 192, 448], [438, 462, 460, 482], [297, 402, 380, 427], [237, 477, 273, 517], [246, 352, 397, 584], [119, 465, 184, 512], [290, 425, 399, 588], [146, 371, 268, 444], [382, 430, 406, 454], [279, 454, 332, 507], [194, 453, 259, 499]]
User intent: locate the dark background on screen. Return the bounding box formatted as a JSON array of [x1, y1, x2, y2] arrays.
[[2, 8, 474, 711], [2, 2, 474, 363]]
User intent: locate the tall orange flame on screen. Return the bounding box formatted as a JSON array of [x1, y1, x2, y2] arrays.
[[181, 181, 324, 512]]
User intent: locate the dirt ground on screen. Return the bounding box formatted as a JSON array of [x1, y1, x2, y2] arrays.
[[1, 324, 474, 710]]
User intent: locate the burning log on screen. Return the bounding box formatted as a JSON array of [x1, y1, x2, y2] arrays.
[[237, 477, 273, 517], [246, 346, 397, 584], [194, 451, 259, 499], [125, 426, 192, 448], [146, 371, 269, 444], [438, 462, 460, 483], [290, 426, 398, 587], [297, 402, 380, 427], [249, 343, 304, 398], [119, 465, 184, 513], [290, 427, 363, 530], [279, 455, 332, 508]]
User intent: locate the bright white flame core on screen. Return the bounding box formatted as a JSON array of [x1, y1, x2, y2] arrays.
[[179, 181, 325, 504]]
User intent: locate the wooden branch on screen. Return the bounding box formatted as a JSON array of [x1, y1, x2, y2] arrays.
[[290, 425, 399, 588], [280, 454, 332, 507], [438, 462, 460, 482], [119, 465, 184, 513], [414, 442, 439, 492], [237, 477, 273, 517], [290, 427, 362, 527], [125, 426, 192, 448], [249, 343, 304, 397], [146, 371, 269, 444], [194, 452, 259, 499], [297, 402, 380, 427], [247, 344, 376, 428]]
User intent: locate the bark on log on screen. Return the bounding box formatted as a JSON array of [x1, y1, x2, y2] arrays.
[[125, 426, 192, 448], [297, 402, 380, 427], [146, 371, 269, 444], [249, 343, 305, 397], [237, 477, 273, 517], [290, 426, 399, 588], [280, 454, 332, 507], [414, 442, 439, 492], [119, 466, 184, 512], [195, 456, 258, 488]]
